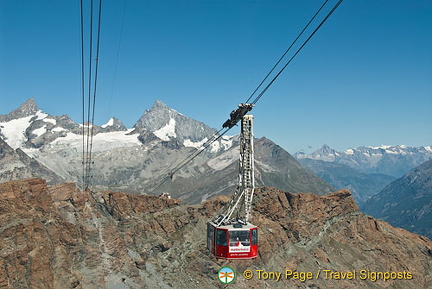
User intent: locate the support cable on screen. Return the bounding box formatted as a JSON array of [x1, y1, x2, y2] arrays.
[[251, 0, 344, 106], [108, 0, 127, 118], [245, 0, 330, 104], [88, 0, 103, 183], [80, 0, 86, 189], [80, 0, 103, 189], [84, 0, 94, 188]]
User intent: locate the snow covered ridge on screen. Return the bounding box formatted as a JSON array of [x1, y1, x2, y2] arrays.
[[295, 144, 432, 178], [0, 115, 34, 149], [0, 99, 235, 153], [153, 118, 177, 141], [0, 109, 54, 149], [183, 137, 208, 149], [183, 135, 235, 152], [48, 129, 141, 152], [101, 118, 114, 128], [296, 144, 432, 161], [0, 113, 141, 152]]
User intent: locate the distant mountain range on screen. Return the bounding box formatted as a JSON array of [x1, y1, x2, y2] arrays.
[[295, 144, 432, 206], [295, 144, 432, 178], [0, 98, 333, 203]]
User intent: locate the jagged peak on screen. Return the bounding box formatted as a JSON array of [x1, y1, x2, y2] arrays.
[[101, 117, 127, 131], [133, 100, 179, 127], [132, 99, 216, 143], [0, 97, 39, 122], [19, 97, 39, 112], [147, 100, 182, 116], [312, 144, 336, 155], [153, 99, 169, 109], [101, 117, 115, 128], [321, 144, 332, 150]]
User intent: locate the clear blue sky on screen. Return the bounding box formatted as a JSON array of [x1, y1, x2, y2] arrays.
[[1, 0, 431, 153]]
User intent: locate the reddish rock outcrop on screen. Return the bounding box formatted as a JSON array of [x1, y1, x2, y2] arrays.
[[0, 179, 431, 288]]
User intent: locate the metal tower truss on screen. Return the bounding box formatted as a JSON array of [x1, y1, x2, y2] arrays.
[[214, 113, 255, 226]]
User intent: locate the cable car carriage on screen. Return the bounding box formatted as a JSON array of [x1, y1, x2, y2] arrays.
[[207, 218, 258, 259]]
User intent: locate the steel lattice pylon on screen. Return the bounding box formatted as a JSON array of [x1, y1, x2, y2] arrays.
[[214, 113, 255, 226]]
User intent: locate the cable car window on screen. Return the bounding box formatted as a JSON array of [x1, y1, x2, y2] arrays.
[[229, 230, 250, 246], [216, 229, 227, 246], [252, 229, 258, 246]]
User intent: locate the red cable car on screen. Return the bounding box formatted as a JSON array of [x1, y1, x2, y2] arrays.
[[207, 221, 258, 259]]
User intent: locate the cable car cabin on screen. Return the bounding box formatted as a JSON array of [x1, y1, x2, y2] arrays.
[[207, 221, 258, 260]]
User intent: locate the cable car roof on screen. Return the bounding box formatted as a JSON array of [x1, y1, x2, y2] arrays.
[[209, 221, 257, 230]]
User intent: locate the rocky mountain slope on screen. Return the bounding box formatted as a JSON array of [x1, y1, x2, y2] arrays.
[[1, 178, 431, 288], [0, 138, 63, 184], [0, 98, 333, 202], [363, 159, 432, 239]]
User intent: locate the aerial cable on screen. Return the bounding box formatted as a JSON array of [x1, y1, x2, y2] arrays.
[[88, 0, 103, 180], [250, 0, 345, 106], [244, 0, 330, 104], [79, 0, 103, 189], [108, 0, 127, 118], [84, 0, 94, 188], [80, 0, 86, 189]]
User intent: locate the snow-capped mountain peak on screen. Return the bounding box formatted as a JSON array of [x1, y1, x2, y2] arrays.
[[0, 97, 55, 149], [132, 100, 219, 145], [0, 97, 39, 122], [1, 98, 234, 153], [0, 99, 132, 150], [296, 144, 338, 161], [295, 144, 432, 177], [133, 100, 181, 133], [101, 118, 115, 128], [100, 117, 127, 132]]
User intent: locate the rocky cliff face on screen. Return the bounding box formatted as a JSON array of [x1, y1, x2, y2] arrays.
[[1, 179, 431, 288], [0, 138, 63, 184]]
